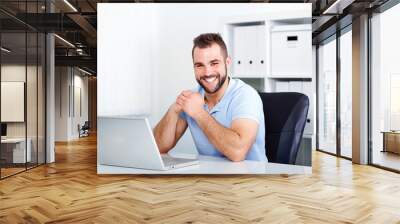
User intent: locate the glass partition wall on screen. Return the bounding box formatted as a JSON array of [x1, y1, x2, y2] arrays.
[[317, 0, 400, 171], [0, 31, 27, 177], [317, 26, 353, 159], [339, 28, 352, 159], [0, 2, 46, 179], [317, 36, 337, 155], [370, 3, 400, 172]]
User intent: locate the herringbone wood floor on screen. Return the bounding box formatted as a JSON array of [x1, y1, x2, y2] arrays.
[[1, 134, 400, 223]]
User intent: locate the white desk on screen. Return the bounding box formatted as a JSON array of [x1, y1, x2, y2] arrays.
[[1, 138, 31, 163], [97, 154, 312, 175]]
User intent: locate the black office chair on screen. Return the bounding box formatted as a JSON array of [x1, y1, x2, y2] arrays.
[[259, 92, 309, 164], [79, 121, 90, 138]]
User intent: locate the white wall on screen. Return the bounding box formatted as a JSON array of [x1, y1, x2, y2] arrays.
[[71, 74, 89, 138], [55, 67, 69, 141], [55, 67, 89, 141], [98, 3, 311, 154], [98, 4, 157, 117]]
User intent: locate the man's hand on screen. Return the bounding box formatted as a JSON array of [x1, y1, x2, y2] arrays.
[[153, 93, 189, 154], [176, 90, 205, 119], [170, 101, 183, 115]]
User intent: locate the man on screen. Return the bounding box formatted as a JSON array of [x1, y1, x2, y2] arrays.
[[153, 33, 266, 162]]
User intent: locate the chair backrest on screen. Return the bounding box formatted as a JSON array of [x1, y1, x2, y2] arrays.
[[259, 92, 309, 164], [82, 121, 90, 129]]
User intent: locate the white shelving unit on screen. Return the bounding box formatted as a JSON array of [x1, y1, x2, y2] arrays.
[[270, 24, 312, 78], [232, 24, 267, 78], [220, 16, 315, 164]]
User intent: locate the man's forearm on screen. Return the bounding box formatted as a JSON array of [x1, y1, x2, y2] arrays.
[[153, 108, 180, 153], [193, 110, 247, 161]]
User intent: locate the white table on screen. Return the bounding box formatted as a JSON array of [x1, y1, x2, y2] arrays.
[[97, 154, 312, 175], [1, 138, 31, 163]]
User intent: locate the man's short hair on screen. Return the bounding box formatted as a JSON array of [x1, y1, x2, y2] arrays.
[[192, 33, 228, 59]]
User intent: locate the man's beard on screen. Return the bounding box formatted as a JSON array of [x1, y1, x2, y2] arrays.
[[197, 66, 228, 94]]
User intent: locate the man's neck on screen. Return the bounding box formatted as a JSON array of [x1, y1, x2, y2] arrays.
[[204, 77, 230, 108]]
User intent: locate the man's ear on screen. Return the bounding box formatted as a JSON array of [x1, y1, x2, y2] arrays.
[[225, 56, 232, 66]]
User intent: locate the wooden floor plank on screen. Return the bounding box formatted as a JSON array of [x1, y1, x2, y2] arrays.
[[1, 134, 400, 223]]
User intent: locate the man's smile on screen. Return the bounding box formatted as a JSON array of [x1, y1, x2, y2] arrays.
[[203, 75, 218, 84]]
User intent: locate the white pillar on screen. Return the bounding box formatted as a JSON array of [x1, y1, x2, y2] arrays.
[[352, 14, 369, 164], [45, 0, 56, 163], [46, 32, 55, 163]]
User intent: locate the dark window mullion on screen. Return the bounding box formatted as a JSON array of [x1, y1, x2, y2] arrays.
[[367, 11, 373, 165], [336, 28, 341, 157]]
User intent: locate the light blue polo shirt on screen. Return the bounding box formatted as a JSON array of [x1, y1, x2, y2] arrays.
[[180, 78, 267, 161]]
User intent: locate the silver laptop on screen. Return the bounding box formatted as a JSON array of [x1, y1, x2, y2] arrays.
[[98, 116, 198, 170]]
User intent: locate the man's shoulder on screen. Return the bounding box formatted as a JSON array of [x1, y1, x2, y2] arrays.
[[230, 79, 261, 100], [227, 79, 264, 122]]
